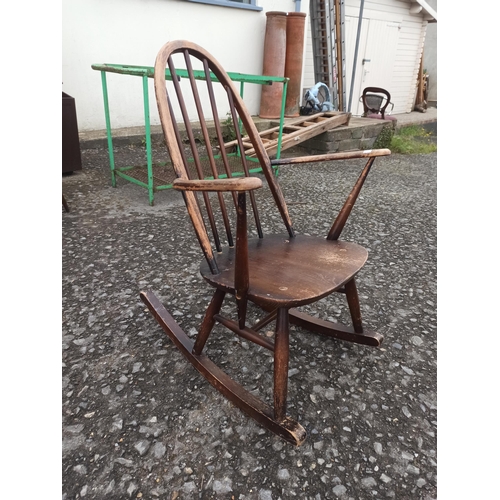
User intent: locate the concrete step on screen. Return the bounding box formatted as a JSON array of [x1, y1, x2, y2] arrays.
[[78, 108, 436, 155]]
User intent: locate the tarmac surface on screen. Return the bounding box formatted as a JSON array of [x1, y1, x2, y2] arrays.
[[62, 140, 437, 499]]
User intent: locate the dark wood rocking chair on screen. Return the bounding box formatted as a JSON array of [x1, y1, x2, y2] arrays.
[[140, 40, 391, 446]]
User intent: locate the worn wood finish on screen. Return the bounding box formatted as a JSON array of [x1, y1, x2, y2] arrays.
[[173, 177, 262, 192], [145, 40, 392, 444], [200, 234, 368, 309], [345, 278, 363, 334], [62, 194, 70, 213], [214, 314, 275, 352], [224, 112, 351, 158], [235, 192, 249, 329], [140, 290, 307, 445], [270, 148, 391, 166], [328, 157, 375, 241], [251, 309, 278, 332], [288, 308, 383, 347], [192, 289, 225, 355], [274, 308, 290, 421]]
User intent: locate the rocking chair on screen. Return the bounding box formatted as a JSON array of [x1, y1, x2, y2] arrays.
[[140, 40, 391, 445]]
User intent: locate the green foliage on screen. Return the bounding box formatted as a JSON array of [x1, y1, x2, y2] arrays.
[[373, 125, 394, 149], [390, 125, 437, 154], [223, 112, 236, 142]]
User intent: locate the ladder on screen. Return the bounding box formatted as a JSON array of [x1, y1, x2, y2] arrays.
[[309, 0, 346, 111], [310, 0, 332, 87], [224, 111, 351, 158]]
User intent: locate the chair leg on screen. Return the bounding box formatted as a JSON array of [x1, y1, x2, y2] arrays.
[[345, 278, 363, 333], [262, 289, 383, 347], [192, 289, 225, 355], [62, 194, 70, 212], [140, 289, 307, 445], [274, 308, 290, 422]]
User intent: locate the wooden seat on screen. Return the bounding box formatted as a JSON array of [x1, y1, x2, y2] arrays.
[[201, 234, 368, 308], [140, 40, 391, 445]]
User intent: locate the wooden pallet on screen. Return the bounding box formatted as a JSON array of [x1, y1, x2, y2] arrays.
[[224, 111, 351, 157]]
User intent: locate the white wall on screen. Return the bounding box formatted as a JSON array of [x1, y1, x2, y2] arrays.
[[62, 0, 309, 131]]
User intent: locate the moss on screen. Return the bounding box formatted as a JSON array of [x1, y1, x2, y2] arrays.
[[373, 125, 394, 149]]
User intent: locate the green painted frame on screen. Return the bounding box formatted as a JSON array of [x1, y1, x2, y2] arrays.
[[92, 63, 289, 206]]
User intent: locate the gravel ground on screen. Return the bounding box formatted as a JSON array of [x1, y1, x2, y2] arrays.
[[62, 144, 437, 500]]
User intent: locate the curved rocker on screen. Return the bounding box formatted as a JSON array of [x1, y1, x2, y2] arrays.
[[139, 40, 391, 445], [288, 308, 384, 347], [140, 290, 307, 445]]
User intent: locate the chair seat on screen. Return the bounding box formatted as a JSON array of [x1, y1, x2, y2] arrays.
[[200, 234, 368, 308], [366, 113, 397, 121]]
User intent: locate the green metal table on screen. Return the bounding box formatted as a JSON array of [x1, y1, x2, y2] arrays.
[[92, 63, 289, 205]]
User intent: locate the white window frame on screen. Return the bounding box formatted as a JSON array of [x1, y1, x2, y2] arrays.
[[186, 0, 262, 11]]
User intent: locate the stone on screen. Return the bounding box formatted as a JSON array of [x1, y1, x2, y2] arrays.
[[416, 478, 427, 488], [277, 469, 290, 480], [407, 464, 421, 475], [134, 440, 151, 456], [325, 388, 336, 400], [259, 490, 273, 500], [212, 478, 232, 493], [73, 465, 87, 475], [152, 442, 166, 458], [332, 484, 347, 497], [361, 477, 377, 488]]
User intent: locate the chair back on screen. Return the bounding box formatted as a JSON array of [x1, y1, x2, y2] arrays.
[[361, 87, 392, 118], [154, 41, 294, 274]]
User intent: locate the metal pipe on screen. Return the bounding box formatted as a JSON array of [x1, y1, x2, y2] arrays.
[[294, 0, 301, 12], [142, 75, 154, 206], [100, 71, 116, 187], [347, 0, 365, 112]]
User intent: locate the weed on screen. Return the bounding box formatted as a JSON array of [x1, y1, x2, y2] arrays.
[[390, 125, 437, 154], [223, 112, 236, 142], [373, 125, 394, 149]]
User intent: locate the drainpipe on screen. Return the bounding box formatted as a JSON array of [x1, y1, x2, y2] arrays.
[[294, 0, 301, 12], [347, 0, 364, 112]]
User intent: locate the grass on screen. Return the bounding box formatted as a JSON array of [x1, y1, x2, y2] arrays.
[[390, 125, 437, 154]]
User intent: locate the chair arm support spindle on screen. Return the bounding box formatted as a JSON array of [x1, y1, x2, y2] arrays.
[[327, 157, 375, 240], [235, 191, 249, 328]]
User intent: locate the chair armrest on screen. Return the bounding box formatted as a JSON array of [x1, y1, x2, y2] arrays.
[[270, 148, 390, 241], [270, 148, 391, 167], [173, 177, 262, 192]]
